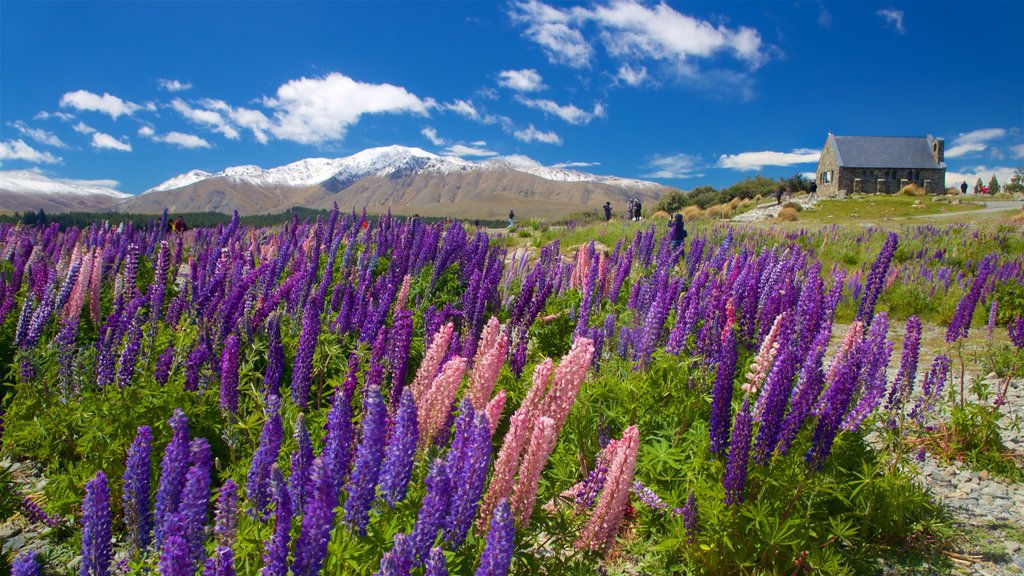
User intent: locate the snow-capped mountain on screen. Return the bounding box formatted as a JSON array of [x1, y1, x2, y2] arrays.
[[0, 170, 130, 213], [122, 145, 672, 218]]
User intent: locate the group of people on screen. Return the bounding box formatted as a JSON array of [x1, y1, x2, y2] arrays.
[[626, 198, 643, 221]]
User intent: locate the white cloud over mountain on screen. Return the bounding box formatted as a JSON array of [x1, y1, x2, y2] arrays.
[[9, 121, 66, 148], [945, 128, 1007, 158], [60, 90, 141, 119], [513, 124, 562, 144], [516, 97, 605, 125], [0, 140, 62, 165], [171, 98, 241, 140], [643, 153, 703, 179], [717, 148, 820, 170], [445, 143, 497, 157], [91, 132, 132, 152]]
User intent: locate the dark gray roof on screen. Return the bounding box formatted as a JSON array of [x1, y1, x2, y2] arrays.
[[830, 135, 944, 169]]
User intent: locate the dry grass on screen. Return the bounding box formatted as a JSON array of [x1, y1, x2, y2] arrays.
[[707, 204, 732, 219], [945, 187, 962, 195], [682, 205, 704, 221], [651, 210, 671, 220], [1010, 209, 1024, 225], [776, 207, 799, 221], [901, 184, 926, 196], [739, 199, 753, 208], [728, 197, 742, 210]]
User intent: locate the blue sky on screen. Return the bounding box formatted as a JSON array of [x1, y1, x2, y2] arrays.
[[1, 1, 1022, 194]]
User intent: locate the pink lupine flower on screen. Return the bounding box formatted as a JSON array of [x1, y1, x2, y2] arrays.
[[510, 416, 557, 527], [484, 390, 507, 437], [540, 338, 595, 432], [575, 425, 639, 554], [824, 321, 864, 386], [742, 314, 786, 395], [476, 412, 530, 534], [394, 274, 412, 311], [88, 249, 103, 324], [474, 317, 502, 366], [417, 356, 468, 449], [410, 322, 454, 405], [468, 331, 509, 411], [64, 253, 91, 321]]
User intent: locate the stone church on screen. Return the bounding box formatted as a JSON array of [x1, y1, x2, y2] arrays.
[[815, 133, 947, 195]]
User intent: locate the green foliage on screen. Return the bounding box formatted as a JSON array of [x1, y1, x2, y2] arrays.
[[1004, 167, 1024, 195], [992, 280, 1024, 324], [988, 175, 1001, 195]]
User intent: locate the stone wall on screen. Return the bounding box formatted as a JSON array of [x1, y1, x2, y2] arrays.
[[837, 167, 946, 195], [815, 139, 841, 196]]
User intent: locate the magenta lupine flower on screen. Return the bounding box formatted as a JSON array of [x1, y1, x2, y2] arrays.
[[180, 438, 212, 564], [887, 315, 922, 410], [374, 532, 415, 576], [247, 396, 283, 519], [155, 409, 190, 546], [723, 399, 753, 505], [260, 467, 292, 576], [344, 384, 387, 535], [474, 499, 515, 576], [444, 412, 492, 549], [379, 387, 418, 507], [855, 231, 898, 325], [709, 328, 737, 458], [219, 335, 240, 414], [424, 547, 448, 576], [81, 471, 112, 576], [155, 344, 175, 386], [946, 253, 997, 343], [1008, 316, 1024, 349], [292, 457, 339, 576], [681, 491, 699, 544], [123, 425, 153, 553], [289, 413, 314, 513], [159, 515, 193, 576], [575, 426, 640, 554], [322, 386, 355, 493], [12, 551, 41, 576], [511, 416, 559, 528], [411, 459, 454, 562], [987, 299, 998, 338]]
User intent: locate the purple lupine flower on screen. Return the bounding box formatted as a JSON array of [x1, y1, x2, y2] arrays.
[[723, 399, 752, 506], [206, 480, 238, 576], [776, 327, 830, 455], [887, 315, 922, 410], [424, 547, 448, 576], [475, 498, 514, 576], [946, 254, 997, 343], [12, 551, 41, 576], [987, 299, 998, 338], [444, 413, 492, 549], [291, 457, 338, 576], [56, 318, 79, 395], [179, 438, 212, 564], [910, 355, 952, 422], [343, 384, 387, 535], [248, 396, 284, 519], [709, 328, 737, 458], [264, 316, 285, 396], [575, 459, 608, 509], [379, 387, 418, 507], [155, 409, 190, 546], [805, 350, 862, 470], [681, 491, 699, 544], [289, 413, 314, 513], [321, 386, 355, 494], [219, 334, 240, 414], [155, 344, 175, 386], [374, 532, 415, 576], [115, 312, 144, 389], [753, 343, 800, 466], [387, 309, 414, 399], [292, 289, 324, 409], [20, 495, 62, 528], [260, 466, 292, 576], [843, 314, 894, 432], [123, 425, 154, 554], [411, 459, 453, 562], [184, 341, 210, 392], [631, 480, 667, 511], [855, 232, 898, 325], [81, 471, 112, 576], [158, 515, 193, 576], [1010, 316, 1024, 349]]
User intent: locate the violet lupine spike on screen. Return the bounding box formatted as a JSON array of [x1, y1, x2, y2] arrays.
[[219, 334, 240, 414], [158, 516, 193, 576], [179, 438, 212, 564], [842, 313, 894, 432], [987, 299, 998, 339], [207, 480, 238, 576], [263, 316, 285, 396], [752, 343, 800, 466], [248, 395, 284, 519], [474, 499, 515, 576], [375, 532, 415, 576], [292, 458, 339, 576], [411, 459, 454, 563], [289, 413, 314, 513], [292, 288, 324, 409], [709, 327, 737, 458], [155, 409, 190, 546], [855, 231, 898, 326], [20, 493, 62, 528], [343, 384, 388, 536], [910, 355, 952, 422], [682, 491, 699, 544], [155, 344, 175, 386], [379, 387, 418, 507], [424, 547, 448, 576], [444, 413, 492, 549], [631, 480, 667, 511], [260, 467, 292, 576], [946, 253, 998, 343], [776, 327, 830, 455], [887, 315, 922, 411], [123, 425, 154, 554], [81, 471, 112, 576], [805, 349, 862, 470], [322, 386, 355, 494], [1010, 316, 1024, 349], [12, 551, 41, 576], [723, 399, 753, 506]]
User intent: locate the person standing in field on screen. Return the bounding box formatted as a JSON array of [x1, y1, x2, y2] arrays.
[[670, 213, 688, 262], [508, 209, 515, 228], [603, 201, 612, 221], [961, 181, 969, 195]]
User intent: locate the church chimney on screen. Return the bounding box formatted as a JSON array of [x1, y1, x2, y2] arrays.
[[931, 136, 944, 164]]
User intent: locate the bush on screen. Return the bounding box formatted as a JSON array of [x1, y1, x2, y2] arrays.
[[945, 188, 961, 195], [706, 204, 732, 219], [776, 207, 799, 221], [682, 206, 704, 221], [901, 184, 926, 196], [781, 201, 803, 212]]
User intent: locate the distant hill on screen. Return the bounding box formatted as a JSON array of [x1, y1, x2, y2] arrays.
[[0, 170, 130, 213]]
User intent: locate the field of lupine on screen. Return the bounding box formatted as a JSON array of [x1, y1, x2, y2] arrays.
[[2, 208, 1024, 575]]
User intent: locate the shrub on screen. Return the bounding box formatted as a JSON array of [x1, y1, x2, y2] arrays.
[[781, 201, 803, 212], [945, 188, 961, 195], [682, 205, 704, 221], [901, 184, 926, 196], [706, 204, 732, 219], [776, 207, 799, 221], [728, 197, 742, 210]]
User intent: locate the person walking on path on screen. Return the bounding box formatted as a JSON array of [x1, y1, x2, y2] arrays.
[[670, 213, 688, 262], [961, 181, 969, 195], [508, 209, 515, 228], [634, 199, 642, 221], [603, 201, 612, 221], [776, 185, 784, 206], [808, 181, 817, 198]]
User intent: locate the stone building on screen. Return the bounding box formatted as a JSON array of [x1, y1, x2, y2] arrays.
[[815, 133, 946, 195]]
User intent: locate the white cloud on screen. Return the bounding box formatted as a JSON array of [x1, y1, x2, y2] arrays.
[[818, 6, 832, 29], [421, 127, 446, 145], [876, 9, 906, 34], [552, 161, 600, 168], [200, 99, 273, 144], [0, 139, 62, 164], [516, 96, 604, 125], [171, 98, 240, 140], [73, 122, 96, 135], [34, 111, 75, 122], [445, 143, 498, 157], [9, 121, 66, 148], [262, 72, 433, 144], [444, 99, 481, 121], [500, 154, 543, 168], [138, 125, 155, 137], [158, 131, 211, 149], [511, 0, 767, 73], [717, 148, 820, 170], [60, 90, 141, 119], [158, 79, 193, 92], [63, 176, 121, 188], [511, 0, 593, 68], [946, 165, 1019, 189], [1011, 144, 1024, 159], [616, 64, 649, 86], [513, 124, 563, 144], [643, 153, 703, 178], [90, 132, 132, 152], [498, 69, 547, 92], [945, 128, 1007, 158]]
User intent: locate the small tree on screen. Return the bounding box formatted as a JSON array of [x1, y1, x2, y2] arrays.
[[655, 190, 688, 213], [988, 175, 1001, 195], [975, 177, 985, 194], [1004, 167, 1024, 195]]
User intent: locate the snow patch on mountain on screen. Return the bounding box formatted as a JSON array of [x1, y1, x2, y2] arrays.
[[0, 170, 130, 198]]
